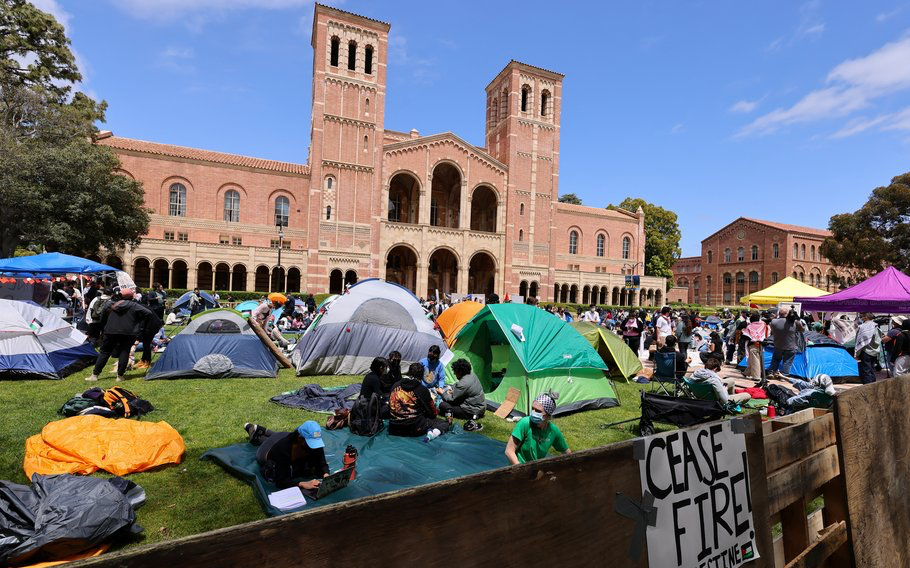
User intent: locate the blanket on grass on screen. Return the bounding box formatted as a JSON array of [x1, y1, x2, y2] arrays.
[[201, 424, 508, 516], [270, 383, 361, 413]]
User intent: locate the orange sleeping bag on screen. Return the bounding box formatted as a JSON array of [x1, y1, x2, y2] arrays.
[[24, 415, 185, 478]]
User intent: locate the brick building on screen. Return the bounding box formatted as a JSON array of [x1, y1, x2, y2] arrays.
[[94, 4, 665, 303], [672, 218, 862, 305]]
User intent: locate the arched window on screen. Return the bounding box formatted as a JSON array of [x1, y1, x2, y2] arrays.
[[169, 183, 186, 216], [751, 245, 759, 260], [518, 229, 524, 242], [737, 247, 744, 262], [793, 244, 798, 259], [519, 203, 524, 215], [596, 234, 605, 257], [724, 248, 732, 262], [749, 271, 759, 285], [569, 230, 578, 254], [773, 243, 779, 259], [521, 85, 530, 112], [274, 196, 290, 227], [811, 245, 816, 261], [347, 40, 357, 71], [325, 176, 334, 190], [772, 272, 779, 283], [622, 236, 631, 260], [490, 98, 498, 127], [707, 250, 713, 264], [801, 244, 806, 259], [330, 36, 339, 67], [326, 205, 331, 220], [364, 45, 373, 74], [501, 88, 508, 120], [365, 98, 370, 114], [540, 89, 550, 117], [223, 189, 239, 222], [363, 135, 368, 152]]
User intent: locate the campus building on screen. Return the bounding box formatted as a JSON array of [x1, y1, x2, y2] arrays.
[[671, 217, 861, 305], [95, 4, 666, 304]]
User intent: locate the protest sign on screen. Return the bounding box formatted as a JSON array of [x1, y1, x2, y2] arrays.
[[638, 420, 759, 568]]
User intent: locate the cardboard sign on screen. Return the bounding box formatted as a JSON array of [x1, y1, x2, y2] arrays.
[[493, 387, 520, 418], [638, 421, 759, 568], [778, 301, 801, 315]]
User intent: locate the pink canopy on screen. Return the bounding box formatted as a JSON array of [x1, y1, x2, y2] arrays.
[[795, 266, 910, 313]]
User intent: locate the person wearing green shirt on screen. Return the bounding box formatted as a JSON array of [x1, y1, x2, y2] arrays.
[[504, 392, 571, 465]]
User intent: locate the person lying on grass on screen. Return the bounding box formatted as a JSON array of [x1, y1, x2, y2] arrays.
[[244, 420, 329, 490], [504, 392, 571, 465]]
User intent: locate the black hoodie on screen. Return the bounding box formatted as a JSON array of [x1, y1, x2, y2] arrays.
[[388, 376, 436, 437], [100, 300, 154, 336]]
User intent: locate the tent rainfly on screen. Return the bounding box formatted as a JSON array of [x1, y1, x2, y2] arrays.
[[795, 266, 910, 314], [739, 277, 828, 305], [436, 301, 484, 346], [570, 322, 643, 382], [448, 304, 618, 416]]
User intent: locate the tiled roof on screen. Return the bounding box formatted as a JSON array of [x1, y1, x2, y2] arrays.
[[742, 218, 832, 237], [315, 3, 390, 28], [96, 133, 310, 175], [556, 202, 639, 219]]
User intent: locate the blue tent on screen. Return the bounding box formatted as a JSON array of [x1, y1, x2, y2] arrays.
[[235, 300, 260, 314], [174, 290, 217, 315], [738, 333, 858, 380], [0, 253, 116, 274], [146, 309, 278, 380]]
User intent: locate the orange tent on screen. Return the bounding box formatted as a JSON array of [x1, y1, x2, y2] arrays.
[[436, 301, 484, 346], [24, 415, 185, 478]]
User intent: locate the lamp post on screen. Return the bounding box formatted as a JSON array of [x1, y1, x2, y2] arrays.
[[622, 262, 643, 306], [276, 224, 285, 293]]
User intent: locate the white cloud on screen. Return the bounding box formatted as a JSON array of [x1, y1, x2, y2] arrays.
[[730, 99, 760, 113], [30, 0, 71, 29], [767, 0, 825, 52], [802, 23, 825, 38], [739, 34, 910, 137], [670, 123, 685, 134], [157, 46, 196, 73], [876, 7, 902, 22], [830, 115, 890, 138]]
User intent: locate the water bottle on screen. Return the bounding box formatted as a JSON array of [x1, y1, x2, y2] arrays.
[[342, 445, 357, 480], [423, 428, 441, 443]]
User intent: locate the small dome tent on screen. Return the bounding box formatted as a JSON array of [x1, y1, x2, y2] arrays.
[[436, 301, 484, 346], [146, 309, 278, 379], [292, 279, 445, 376]]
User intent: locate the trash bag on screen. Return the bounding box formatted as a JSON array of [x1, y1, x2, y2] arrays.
[[192, 353, 234, 378], [0, 474, 142, 566]]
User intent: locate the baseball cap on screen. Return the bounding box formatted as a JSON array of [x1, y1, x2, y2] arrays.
[[296, 420, 325, 449]]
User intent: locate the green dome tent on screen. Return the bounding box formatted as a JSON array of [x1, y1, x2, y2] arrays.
[[570, 322, 643, 383], [448, 304, 618, 416]]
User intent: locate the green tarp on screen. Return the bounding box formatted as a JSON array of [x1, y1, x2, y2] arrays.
[[448, 304, 618, 416], [201, 425, 508, 517], [570, 322, 643, 382]]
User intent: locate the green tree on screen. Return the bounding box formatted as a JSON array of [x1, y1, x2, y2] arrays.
[[0, 0, 149, 258], [558, 193, 583, 205], [607, 197, 681, 283], [820, 173, 910, 275]]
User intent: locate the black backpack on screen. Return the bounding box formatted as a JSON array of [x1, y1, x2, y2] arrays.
[[348, 393, 383, 437]]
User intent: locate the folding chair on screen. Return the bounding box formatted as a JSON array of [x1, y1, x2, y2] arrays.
[[651, 352, 679, 396]]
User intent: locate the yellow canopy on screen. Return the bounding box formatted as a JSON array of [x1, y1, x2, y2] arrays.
[[739, 277, 829, 305], [436, 301, 484, 346]]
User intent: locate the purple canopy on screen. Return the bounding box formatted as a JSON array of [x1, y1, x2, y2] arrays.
[[795, 266, 910, 313]]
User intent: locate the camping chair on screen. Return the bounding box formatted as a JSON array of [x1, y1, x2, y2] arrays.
[[683, 377, 745, 413], [651, 352, 680, 396]]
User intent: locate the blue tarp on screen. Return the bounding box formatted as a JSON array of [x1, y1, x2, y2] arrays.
[[145, 335, 277, 379], [201, 425, 509, 516], [739, 345, 859, 380], [0, 253, 116, 274]]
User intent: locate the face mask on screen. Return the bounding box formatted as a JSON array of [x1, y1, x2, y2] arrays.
[[529, 410, 544, 424]]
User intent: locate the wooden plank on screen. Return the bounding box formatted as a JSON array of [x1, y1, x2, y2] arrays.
[[820, 477, 851, 567], [769, 409, 821, 430], [763, 413, 836, 474], [249, 319, 293, 368], [736, 414, 775, 568], [767, 446, 839, 516], [781, 496, 810, 563], [835, 376, 910, 567], [783, 522, 847, 568]]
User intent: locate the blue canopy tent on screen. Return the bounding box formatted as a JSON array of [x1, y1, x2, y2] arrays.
[[174, 290, 217, 316], [0, 253, 117, 275], [738, 332, 858, 381]]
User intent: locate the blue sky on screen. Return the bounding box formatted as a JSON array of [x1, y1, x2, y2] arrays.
[[37, 0, 910, 256]]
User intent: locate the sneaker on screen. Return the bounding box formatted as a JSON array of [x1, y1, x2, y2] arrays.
[[85, 374, 99, 381], [134, 361, 151, 369], [116, 375, 125, 382]]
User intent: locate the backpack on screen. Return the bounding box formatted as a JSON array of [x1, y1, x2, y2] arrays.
[[348, 393, 383, 437], [59, 396, 100, 417], [103, 386, 154, 418], [89, 298, 108, 322]]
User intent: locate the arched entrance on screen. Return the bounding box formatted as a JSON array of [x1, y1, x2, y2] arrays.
[[386, 245, 418, 293], [133, 258, 151, 288], [344, 270, 358, 287], [329, 269, 343, 294], [554, 283, 560, 302], [529, 281, 539, 299], [105, 255, 123, 271], [570, 285, 578, 304], [470, 185, 497, 232], [430, 163, 461, 228], [388, 172, 419, 224], [519, 281, 528, 299], [171, 260, 188, 289], [582, 285, 591, 304], [467, 252, 495, 295], [612, 287, 620, 305], [271, 267, 285, 293], [427, 248, 458, 297], [254, 266, 270, 292], [214, 263, 230, 291], [560, 284, 568, 303], [153, 259, 169, 288], [231, 264, 247, 292], [197, 262, 213, 291], [286, 267, 301, 293]]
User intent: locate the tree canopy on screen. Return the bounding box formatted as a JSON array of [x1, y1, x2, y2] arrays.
[[0, 0, 149, 258], [558, 193, 582, 205], [607, 197, 681, 282], [820, 172, 910, 275]]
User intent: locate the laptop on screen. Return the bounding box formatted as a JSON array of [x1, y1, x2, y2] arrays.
[[306, 468, 353, 500]]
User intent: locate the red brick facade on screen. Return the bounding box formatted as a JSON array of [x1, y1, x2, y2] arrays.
[[95, 4, 665, 302]]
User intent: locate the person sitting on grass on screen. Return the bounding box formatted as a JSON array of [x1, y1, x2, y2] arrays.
[[388, 363, 451, 440], [504, 392, 571, 465], [437, 358, 486, 423], [689, 357, 751, 405], [359, 356, 392, 416], [658, 335, 689, 379], [418, 345, 447, 390], [244, 420, 329, 491]]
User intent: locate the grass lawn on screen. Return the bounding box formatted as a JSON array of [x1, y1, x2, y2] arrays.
[[0, 363, 668, 548]]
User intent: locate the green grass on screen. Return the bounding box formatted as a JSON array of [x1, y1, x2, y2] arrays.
[[0, 364, 662, 547]]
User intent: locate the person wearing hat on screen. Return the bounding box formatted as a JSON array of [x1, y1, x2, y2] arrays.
[[784, 374, 837, 407], [244, 420, 329, 490], [504, 392, 571, 465], [86, 288, 154, 382], [252, 293, 290, 348]]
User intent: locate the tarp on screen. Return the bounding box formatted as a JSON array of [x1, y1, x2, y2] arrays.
[[270, 384, 361, 413], [291, 279, 445, 376], [570, 321, 643, 381], [23, 415, 185, 478], [795, 266, 910, 314], [739, 276, 828, 305], [738, 333, 859, 380], [201, 425, 508, 517], [146, 309, 278, 379], [0, 253, 116, 275], [449, 304, 617, 416], [0, 299, 97, 380], [174, 290, 216, 315], [436, 301, 484, 346], [0, 475, 138, 566]]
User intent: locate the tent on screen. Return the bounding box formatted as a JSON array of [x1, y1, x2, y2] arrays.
[[174, 290, 216, 315], [449, 304, 617, 416], [436, 301, 484, 346], [291, 279, 445, 376], [0, 299, 97, 380], [146, 309, 278, 379], [570, 321, 643, 381], [0, 252, 117, 275], [235, 300, 260, 315], [738, 331, 858, 381], [739, 277, 828, 305], [795, 266, 910, 314]]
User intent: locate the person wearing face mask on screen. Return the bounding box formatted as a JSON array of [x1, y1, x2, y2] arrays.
[[504, 392, 571, 465], [418, 344, 447, 390]]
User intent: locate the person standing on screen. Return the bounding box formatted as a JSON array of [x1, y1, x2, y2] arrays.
[[147, 282, 166, 322], [743, 313, 770, 381], [853, 312, 881, 384], [135, 307, 164, 370], [86, 288, 153, 382], [768, 307, 807, 378], [655, 307, 673, 347], [675, 315, 694, 354], [84, 287, 112, 346], [621, 309, 645, 355]]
